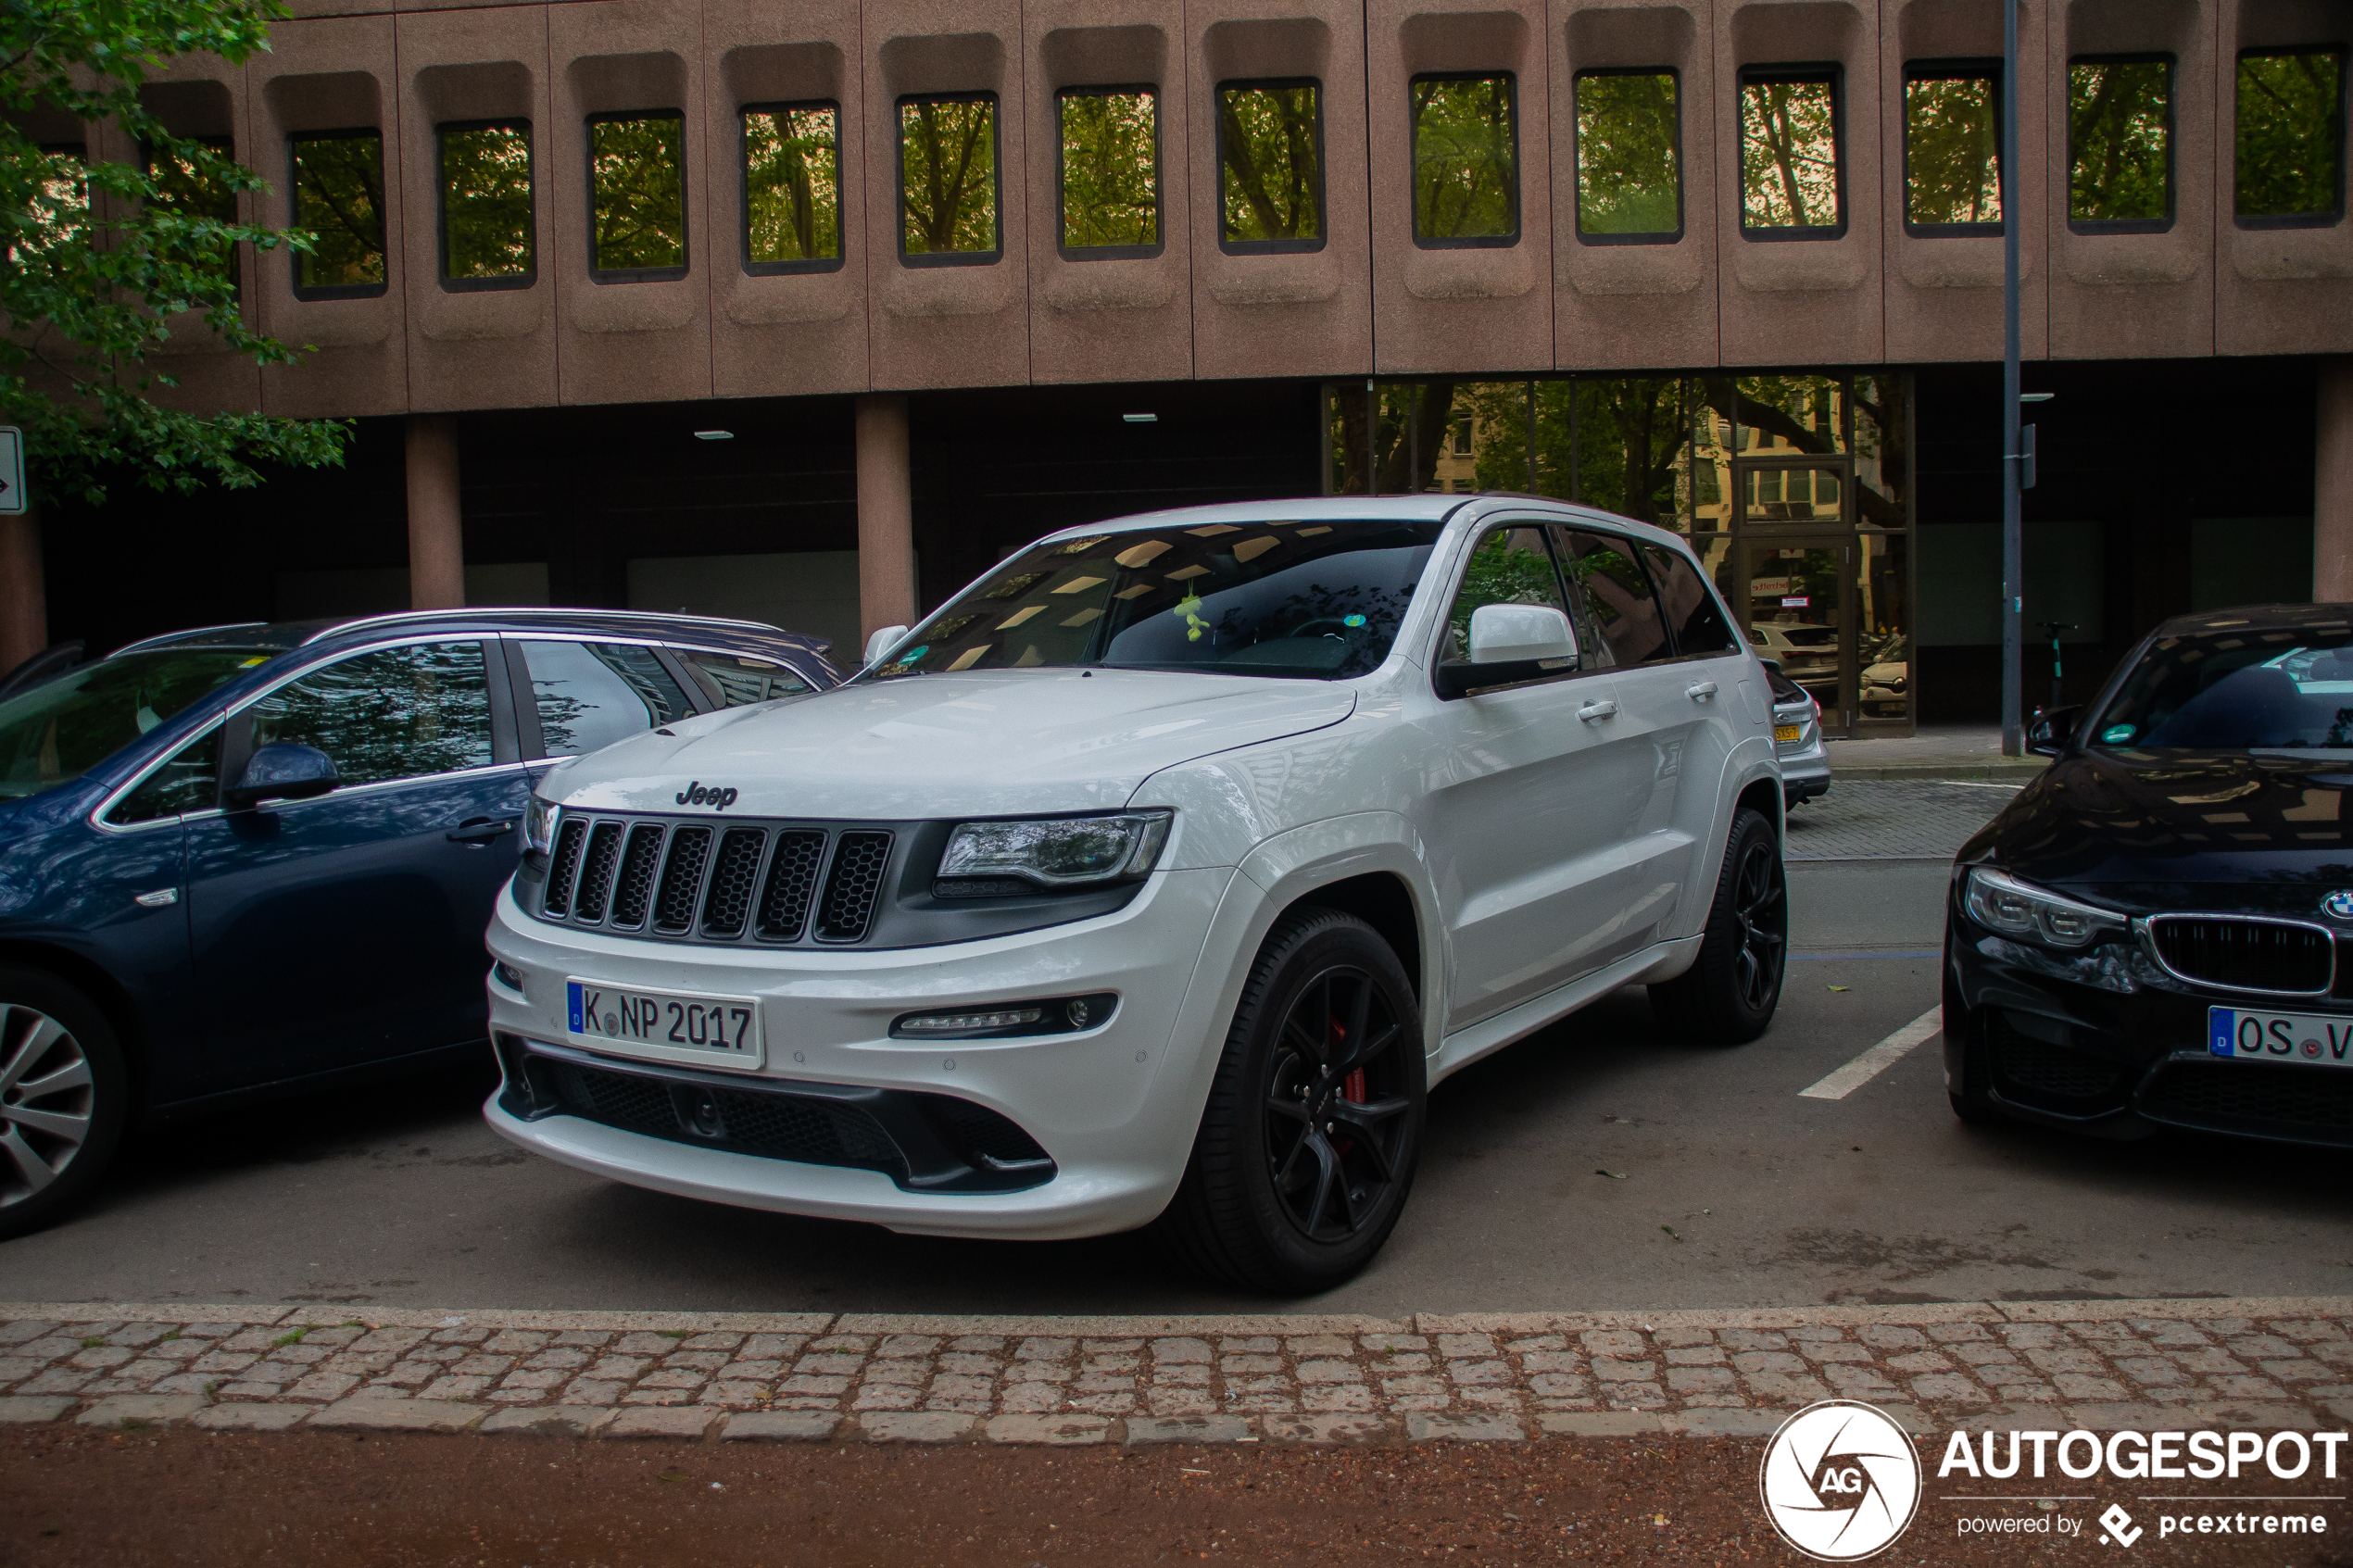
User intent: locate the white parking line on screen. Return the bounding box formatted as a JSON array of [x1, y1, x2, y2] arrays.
[[1799, 1006, 1945, 1100]]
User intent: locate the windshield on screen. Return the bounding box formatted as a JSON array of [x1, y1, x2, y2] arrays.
[[868, 519, 1444, 681], [2094, 626, 2353, 750], [0, 647, 275, 801]]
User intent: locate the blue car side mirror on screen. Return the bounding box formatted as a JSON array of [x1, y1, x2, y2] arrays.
[[227, 743, 340, 809]]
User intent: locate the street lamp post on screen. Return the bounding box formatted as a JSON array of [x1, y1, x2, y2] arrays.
[[2000, 0, 2024, 756]]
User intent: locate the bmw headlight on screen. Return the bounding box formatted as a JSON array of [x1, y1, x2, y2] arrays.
[[1963, 866, 2125, 948], [524, 796, 560, 856], [938, 811, 1173, 889]]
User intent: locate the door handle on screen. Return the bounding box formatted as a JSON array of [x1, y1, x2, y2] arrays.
[[1577, 699, 1618, 722], [447, 818, 516, 845], [1686, 681, 1719, 701]]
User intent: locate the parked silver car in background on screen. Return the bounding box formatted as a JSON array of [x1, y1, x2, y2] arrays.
[[1767, 659, 1830, 808]]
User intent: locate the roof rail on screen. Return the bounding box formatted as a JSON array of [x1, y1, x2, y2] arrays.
[[107, 622, 271, 659], [297, 607, 784, 646]]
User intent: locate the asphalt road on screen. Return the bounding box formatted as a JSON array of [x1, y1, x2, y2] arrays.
[[9, 854, 2353, 1316]]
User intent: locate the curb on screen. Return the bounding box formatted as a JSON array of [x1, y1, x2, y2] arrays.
[[1820, 763, 2045, 784]]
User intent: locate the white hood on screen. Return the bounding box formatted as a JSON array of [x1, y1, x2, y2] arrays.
[[540, 668, 1359, 819]]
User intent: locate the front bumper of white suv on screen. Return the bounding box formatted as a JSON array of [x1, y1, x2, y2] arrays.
[[482, 851, 1235, 1240]]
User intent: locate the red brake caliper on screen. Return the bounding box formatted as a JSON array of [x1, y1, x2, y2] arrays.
[[1331, 1015, 1365, 1153]]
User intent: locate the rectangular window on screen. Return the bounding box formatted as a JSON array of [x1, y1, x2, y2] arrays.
[[899, 94, 1000, 264], [2236, 48, 2346, 226], [1573, 69, 1681, 244], [1739, 67, 1844, 238], [249, 642, 494, 788], [1410, 73, 1517, 246], [146, 136, 240, 293], [1058, 86, 1161, 257], [12, 144, 88, 265], [742, 103, 843, 272], [289, 130, 387, 298], [588, 112, 686, 279], [1218, 80, 1323, 252], [1904, 64, 2002, 235], [438, 121, 535, 289], [2069, 56, 2172, 231], [1557, 528, 1670, 667]]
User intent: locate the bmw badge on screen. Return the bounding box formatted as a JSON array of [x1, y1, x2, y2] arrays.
[[2325, 890, 2353, 921]]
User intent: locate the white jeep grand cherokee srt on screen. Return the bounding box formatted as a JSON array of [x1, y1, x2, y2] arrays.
[[484, 496, 1787, 1292]]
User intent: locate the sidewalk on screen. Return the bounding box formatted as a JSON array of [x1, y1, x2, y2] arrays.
[[5, 1294, 2347, 1445], [1826, 724, 2048, 783]]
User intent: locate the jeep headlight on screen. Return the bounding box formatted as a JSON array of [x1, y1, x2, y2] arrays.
[[524, 796, 560, 856], [938, 811, 1173, 888], [1963, 866, 2124, 948]]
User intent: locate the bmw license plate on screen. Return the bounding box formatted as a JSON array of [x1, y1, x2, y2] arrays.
[[2208, 1006, 2353, 1067], [567, 979, 762, 1069]]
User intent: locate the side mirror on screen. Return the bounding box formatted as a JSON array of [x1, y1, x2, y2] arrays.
[[862, 624, 911, 668], [227, 743, 340, 809], [1436, 605, 1579, 699], [2027, 704, 2081, 758]]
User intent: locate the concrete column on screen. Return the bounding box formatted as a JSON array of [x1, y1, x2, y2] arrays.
[[0, 509, 45, 673], [405, 414, 465, 609], [2320, 358, 2353, 603], [855, 394, 917, 645]]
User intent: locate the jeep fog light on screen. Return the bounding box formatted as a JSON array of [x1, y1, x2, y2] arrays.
[[939, 811, 1172, 887], [890, 993, 1120, 1040]]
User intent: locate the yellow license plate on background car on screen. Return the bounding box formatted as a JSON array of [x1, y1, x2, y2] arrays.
[[2208, 1006, 2353, 1066], [1775, 723, 1803, 744]]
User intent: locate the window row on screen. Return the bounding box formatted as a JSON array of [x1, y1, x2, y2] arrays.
[[39, 45, 2336, 301]]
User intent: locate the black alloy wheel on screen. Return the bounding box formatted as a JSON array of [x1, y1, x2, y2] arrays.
[[1161, 909, 1426, 1293], [1649, 806, 1787, 1043]]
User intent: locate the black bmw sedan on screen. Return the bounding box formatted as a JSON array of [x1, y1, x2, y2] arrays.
[[1946, 603, 2353, 1145]]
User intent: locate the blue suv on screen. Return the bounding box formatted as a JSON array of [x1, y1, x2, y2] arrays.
[[0, 608, 837, 1236]]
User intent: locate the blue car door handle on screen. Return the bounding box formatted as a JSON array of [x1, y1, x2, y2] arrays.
[[447, 817, 517, 846]]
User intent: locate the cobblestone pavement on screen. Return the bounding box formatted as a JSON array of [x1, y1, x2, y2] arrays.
[[1784, 780, 2021, 861], [4, 1295, 2349, 1444]]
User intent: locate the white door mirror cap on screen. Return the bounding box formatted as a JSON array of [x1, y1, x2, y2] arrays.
[[1468, 603, 1578, 666], [862, 624, 912, 667]]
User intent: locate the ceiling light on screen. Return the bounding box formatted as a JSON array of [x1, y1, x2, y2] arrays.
[[2019, 393, 2054, 403], [694, 429, 735, 440], [1123, 413, 1157, 423]]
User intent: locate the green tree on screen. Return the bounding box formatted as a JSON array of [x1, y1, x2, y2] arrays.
[[1060, 90, 1157, 249], [2236, 51, 2343, 219], [2069, 59, 2171, 222], [1741, 78, 1840, 229], [900, 96, 998, 255], [589, 115, 685, 270], [2, 0, 351, 508], [1411, 76, 1515, 240], [1905, 75, 2001, 227], [744, 107, 839, 264], [1575, 72, 1680, 236], [1220, 83, 1320, 243]]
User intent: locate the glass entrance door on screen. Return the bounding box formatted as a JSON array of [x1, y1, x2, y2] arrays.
[[1739, 538, 1853, 735]]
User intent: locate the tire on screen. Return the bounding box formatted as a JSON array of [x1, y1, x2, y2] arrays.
[[1647, 806, 1788, 1045], [0, 965, 130, 1241], [1160, 909, 1427, 1295], [1944, 936, 1999, 1125]]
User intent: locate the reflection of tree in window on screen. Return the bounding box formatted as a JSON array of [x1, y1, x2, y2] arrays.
[[2069, 59, 2171, 223], [900, 96, 999, 256], [1562, 533, 1667, 666], [1445, 528, 1563, 659], [1411, 76, 1515, 241], [1219, 82, 1321, 244], [292, 132, 387, 290], [440, 124, 534, 280], [108, 730, 221, 823], [1060, 90, 1158, 249], [1905, 75, 2001, 228], [2236, 51, 2343, 220], [249, 643, 494, 787], [12, 144, 90, 266], [523, 642, 688, 757], [744, 106, 841, 264], [1575, 72, 1680, 237], [590, 115, 686, 271], [148, 136, 240, 292], [1740, 78, 1840, 229]]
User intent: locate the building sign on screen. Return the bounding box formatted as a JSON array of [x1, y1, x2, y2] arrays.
[[0, 428, 21, 517]]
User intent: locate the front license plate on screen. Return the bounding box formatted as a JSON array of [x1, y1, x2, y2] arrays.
[[1775, 723, 1804, 744], [2208, 1006, 2353, 1067], [567, 979, 762, 1068]]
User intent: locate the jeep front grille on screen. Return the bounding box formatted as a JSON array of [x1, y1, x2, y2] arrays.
[[536, 813, 896, 947]]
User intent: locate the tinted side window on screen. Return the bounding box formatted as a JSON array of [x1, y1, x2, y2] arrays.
[[1556, 528, 1670, 667], [1441, 525, 1569, 667], [675, 649, 812, 707], [1641, 544, 1742, 656], [249, 642, 494, 787], [522, 641, 691, 757], [106, 728, 222, 825]]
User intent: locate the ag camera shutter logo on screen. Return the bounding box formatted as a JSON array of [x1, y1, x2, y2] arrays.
[[1758, 1400, 1923, 1561]]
